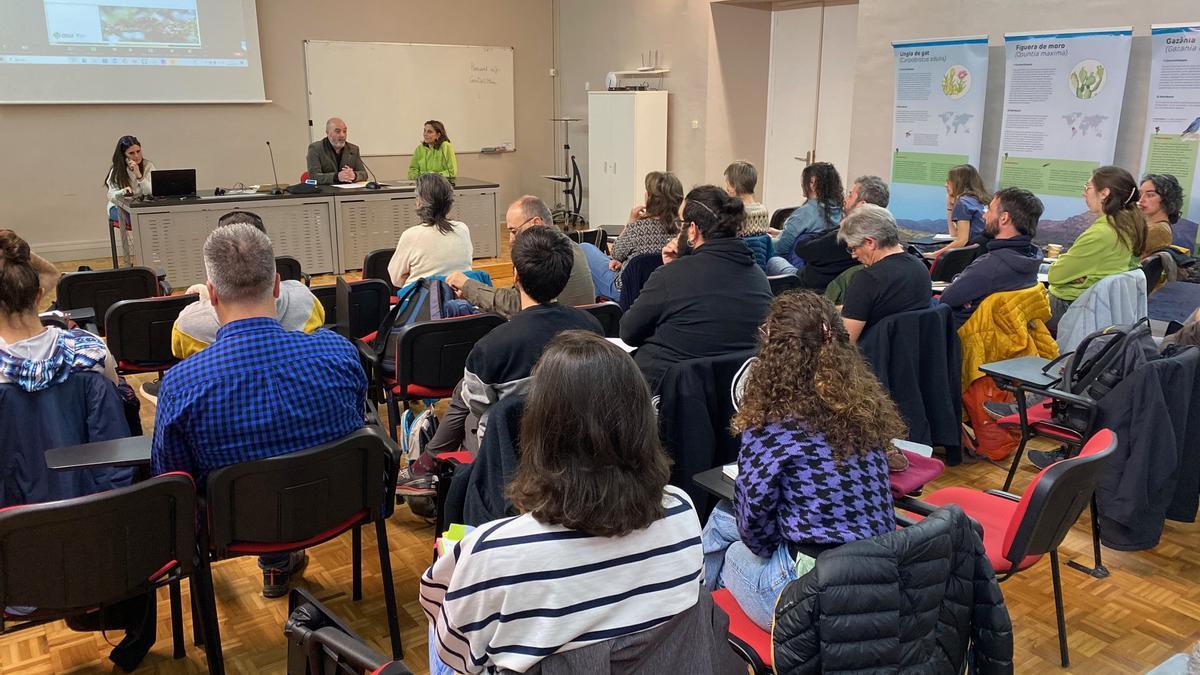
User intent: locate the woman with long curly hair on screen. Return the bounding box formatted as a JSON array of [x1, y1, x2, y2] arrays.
[[701, 291, 905, 629], [767, 161, 845, 275]]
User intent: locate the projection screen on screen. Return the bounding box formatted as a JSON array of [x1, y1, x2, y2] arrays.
[[0, 0, 267, 103]]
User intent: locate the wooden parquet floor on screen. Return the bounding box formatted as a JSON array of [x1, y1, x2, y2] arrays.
[[8, 251, 1199, 673]]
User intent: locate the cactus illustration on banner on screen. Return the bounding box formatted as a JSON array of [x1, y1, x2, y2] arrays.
[[1069, 60, 1105, 99]]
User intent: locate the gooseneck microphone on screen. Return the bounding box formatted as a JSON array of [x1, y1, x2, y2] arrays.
[[362, 157, 383, 190], [265, 141, 284, 195]]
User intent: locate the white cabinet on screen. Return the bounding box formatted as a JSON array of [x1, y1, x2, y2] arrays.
[[587, 91, 668, 229]]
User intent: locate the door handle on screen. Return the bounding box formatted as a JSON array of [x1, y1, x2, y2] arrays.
[[794, 150, 813, 165]]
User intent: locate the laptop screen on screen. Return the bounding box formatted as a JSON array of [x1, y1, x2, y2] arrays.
[[152, 169, 197, 197]]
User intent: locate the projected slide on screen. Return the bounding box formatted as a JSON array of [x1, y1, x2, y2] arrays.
[[47, 1, 201, 48], [0, 0, 266, 102]]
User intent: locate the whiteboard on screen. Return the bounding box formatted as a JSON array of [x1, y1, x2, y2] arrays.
[[304, 40, 515, 156]]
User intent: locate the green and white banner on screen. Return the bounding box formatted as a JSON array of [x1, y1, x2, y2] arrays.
[[995, 27, 1132, 233], [1140, 23, 1200, 251], [889, 35, 989, 230]]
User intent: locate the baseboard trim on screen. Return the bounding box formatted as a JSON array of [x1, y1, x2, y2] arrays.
[[31, 238, 114, 263]]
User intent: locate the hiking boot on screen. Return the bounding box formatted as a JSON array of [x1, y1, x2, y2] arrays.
[[139, 378, 161, 405], [261, 551, 308, 599], [396, 466, 436, 497], [1029, 448, 1069, 470]]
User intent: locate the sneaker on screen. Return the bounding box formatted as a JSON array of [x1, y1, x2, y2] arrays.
[[139, 378, 161, 405], [984, 393, 1050, 421], [396, 466, 436, 497], [1028, 448, 1069, 470], [262, 551, 308, 599]]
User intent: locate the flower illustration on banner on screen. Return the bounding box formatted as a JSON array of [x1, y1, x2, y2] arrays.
[[941, 65, 971, 99], [1069, 60, 1106, 99]]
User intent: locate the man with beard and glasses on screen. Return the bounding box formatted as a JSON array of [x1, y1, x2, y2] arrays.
[[937, 187, 1045, 328], [306, 117, 367, 184]]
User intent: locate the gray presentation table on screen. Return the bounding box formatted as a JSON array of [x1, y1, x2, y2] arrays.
[[115, 177, 500, 286]]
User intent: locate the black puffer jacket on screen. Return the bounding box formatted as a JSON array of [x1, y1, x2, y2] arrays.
[[772, 505, 1013, 674]]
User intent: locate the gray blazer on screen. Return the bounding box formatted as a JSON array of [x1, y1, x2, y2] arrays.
[[305, 139, 367, 185]]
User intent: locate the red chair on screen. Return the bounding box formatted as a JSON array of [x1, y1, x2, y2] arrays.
[[378, 314, 504, 440], [300, 171, 310, 183], [196, 427, 404, 661], [711, 588, 772, 673], [105, 294, 199, 377], [0, 473, 222, 673], [903, 428, 1118, 668]]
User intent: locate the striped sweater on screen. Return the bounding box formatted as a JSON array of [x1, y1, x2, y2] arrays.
[[419, 485, 703, 673]]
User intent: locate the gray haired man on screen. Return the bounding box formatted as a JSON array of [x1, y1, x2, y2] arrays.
[[150, 222, 366, 598]]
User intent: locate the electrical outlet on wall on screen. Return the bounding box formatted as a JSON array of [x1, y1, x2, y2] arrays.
[[691, 120, 700, 129], [585, 81, 590, 91]]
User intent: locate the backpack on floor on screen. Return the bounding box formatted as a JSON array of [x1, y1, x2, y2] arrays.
[[400, 407, 440, 465], [1048, 318, 1157, 433], [371, 278, 475, 375]]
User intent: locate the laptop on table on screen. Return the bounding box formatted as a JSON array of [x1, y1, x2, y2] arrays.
[[152, 169, 198, 198]]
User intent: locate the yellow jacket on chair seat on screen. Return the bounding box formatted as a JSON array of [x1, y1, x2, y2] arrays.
[[957, 285, 1058, 392]]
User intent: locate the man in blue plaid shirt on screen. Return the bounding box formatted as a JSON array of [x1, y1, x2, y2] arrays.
[[151, 222, 366, 598]]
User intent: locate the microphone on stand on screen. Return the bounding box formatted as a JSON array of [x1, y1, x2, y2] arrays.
[[265, 141, 284, 195], [362, 157, 384, 190]]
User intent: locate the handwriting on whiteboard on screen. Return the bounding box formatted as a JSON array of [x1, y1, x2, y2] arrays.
[[469, 61, 500, 85]]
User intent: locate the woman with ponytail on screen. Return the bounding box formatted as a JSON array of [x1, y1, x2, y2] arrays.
[[620, 185, 773, 391], [701, 291, 904, 629], [1047, 166, 1147, 325], [386, 172, 473, 287]]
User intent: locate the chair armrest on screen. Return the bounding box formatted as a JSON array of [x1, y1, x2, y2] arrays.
[[895, 513, 920, 528], [1033, 386, 1097, 410], [893, 496, 937, 517], [983, 489, 1021, 502]]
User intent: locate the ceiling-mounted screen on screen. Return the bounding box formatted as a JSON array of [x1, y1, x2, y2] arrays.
[[0, 0, 267, 103]]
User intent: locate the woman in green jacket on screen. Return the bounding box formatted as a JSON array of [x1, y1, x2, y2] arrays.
[[407, 120, 458, 179], [1047, 165, 1147, 327]]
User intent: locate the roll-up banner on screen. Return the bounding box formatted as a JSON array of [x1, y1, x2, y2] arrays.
[[889, 35, 990, 234], [1141, 23, 1200, 252], [995, 27, 1132, 244]]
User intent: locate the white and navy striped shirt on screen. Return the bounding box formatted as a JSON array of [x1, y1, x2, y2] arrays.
[[419, 485, 703, 674]]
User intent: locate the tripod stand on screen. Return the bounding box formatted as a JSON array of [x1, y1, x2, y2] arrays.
[[544, 117, 585, 230]]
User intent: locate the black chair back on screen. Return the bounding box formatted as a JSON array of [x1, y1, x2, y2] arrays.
[[0, 473, 194, 620], [362, 248, 397, 294], [105, 293, 198, 369], [618, 252, 665, 312], [566, 228, 609, 251], [579, 301, 623, 337], [768, 207, 799, 232], [276, 256, 309, 286], [312, 279, 392, 339], [929, 244, 980, 282], [204, 427, 399, 557], [57, 267, 159, 336], [394, 314, 505, 393], [1140, 255, 1165, 292], [1004, 429, 1117, 567], [284, 588, 413, 675], [768, 274, 802, 296]]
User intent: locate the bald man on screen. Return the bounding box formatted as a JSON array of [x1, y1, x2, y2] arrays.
[[305, 117, 367, 185]]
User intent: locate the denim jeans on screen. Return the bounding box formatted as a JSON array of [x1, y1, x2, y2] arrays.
[[701, 500, 799, 630], [579, 242, 621, 302], [764, 256, 799, 277]]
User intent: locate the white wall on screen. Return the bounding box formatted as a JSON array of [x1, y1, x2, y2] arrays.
[[555, 0, 770, 219], [848, 0, 1199, 187]]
